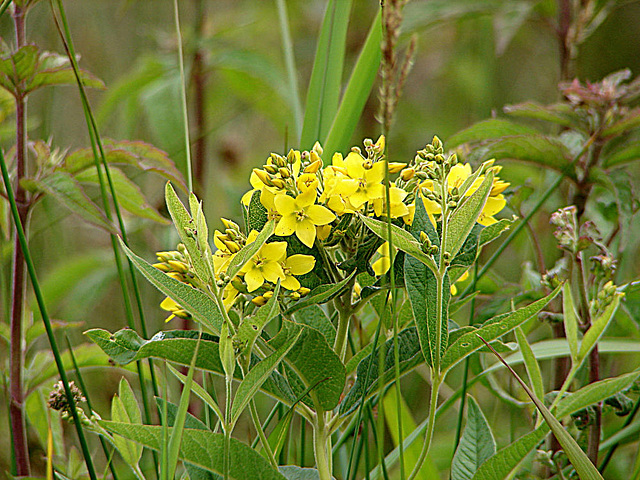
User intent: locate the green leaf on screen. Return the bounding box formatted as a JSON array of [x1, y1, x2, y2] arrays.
[[98, 422, 286, 480], [165, 183, 212, 284], [118, 377, 142, 425], [64, 139, 186, 192], [478, 217, 515, 247], [503, 101, 578, 128], [601, 107, 640, 137], [26, 61, 105, 93], [447, 119, 539, 148], [167, 364, 223, 422], [471, 369, 640, 480], [247, 189, 268, 232], [226, 220, 275, 280], [118, 238, 223, 333], [603, 141, 640, 168], [577, 293, 622, 363], [283, 271, 355, 315], [441, 285, 561, 373], [272, 321, 345, 411], [111, 396, 143, 465], [21, 171, 115, 233], [322, 10, 382, 157], [514, 327, 544, 403], [562, 283, 579, 364], [230, 325, 302, 425], [451, 396, 496, 480], [279, 466, 322, 480], [479, 339, 604, 480], [300, 0, 352, 148], [0, 45, 38, 92], [445, 171, 493, 259], [339, 327, 422, 415], [293, 305, 336, 345], [359, 214, 438, 274], [75, 166, 169, 224], [473, 135, 575, 178]]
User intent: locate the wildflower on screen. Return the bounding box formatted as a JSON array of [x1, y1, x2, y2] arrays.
[[274, 189, 335, 247], [241, 234, 288, 292], [450, 270, 470, 295], [371, 242, 393, 276], [333, 152, 386, 209], [372, 184, 410, 218], [160, 297, 191, 322], [281, 254, 316, 290]]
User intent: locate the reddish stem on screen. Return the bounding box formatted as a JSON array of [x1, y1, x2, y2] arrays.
[[9, 4, 30, 476]]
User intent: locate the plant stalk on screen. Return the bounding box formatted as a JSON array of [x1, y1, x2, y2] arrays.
[[9, 3, 30, 474], [314, 411, 332, 480], [407, 374, 440, 480]]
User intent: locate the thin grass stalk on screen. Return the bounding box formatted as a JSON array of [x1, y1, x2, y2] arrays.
[[191, 0, 207, 192], [344, 295, 388, 480], [173, 0, 193, 192], [65, 336, 120, 480], [0, 147, 98, 480], [249, 399, 278, 468], [276, 0, 303, 141], [0, 0, 12, 17], [8, 2, 29, 474], [368, 404, 390, 480], [50, 5, 161, 473], [452, 262, 479, 450]]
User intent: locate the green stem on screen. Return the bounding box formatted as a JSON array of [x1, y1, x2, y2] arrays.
[[333, 303, 352, 361], [407, 374, 440, 480], [223, 376, 232, 480], [249, 399, 278, 468], [313, 411, 332, 480], [0, 143, 98, 480]]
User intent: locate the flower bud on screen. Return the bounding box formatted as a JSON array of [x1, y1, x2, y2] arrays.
[[312, 141, 324, 157], [374, 135, 385, 154], [278, 167, 291, 178], [254, 169, 271, 185], [264, 164, 278, 174], [388, 162, 407, 174], [401, 167, 415, 181]]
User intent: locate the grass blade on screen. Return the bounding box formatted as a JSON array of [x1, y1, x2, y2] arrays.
[[300, 0, 352, 148], [322, 9, 382, 156]]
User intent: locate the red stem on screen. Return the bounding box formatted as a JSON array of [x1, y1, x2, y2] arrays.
[[9, 4, 30, 476]]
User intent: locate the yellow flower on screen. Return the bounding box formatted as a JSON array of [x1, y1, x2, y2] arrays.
[[274, 189, 335, 247], [477, 195, 507, 226], [371, 242, 393, 276], [241, 234, 288, 292], [160, 297, 190, 322], [281, 254, 316, 290], [213, 231, 238, 275], [372, 184, 410, 218], [333, 152, 385, 209], [450, 270, 470, 295]]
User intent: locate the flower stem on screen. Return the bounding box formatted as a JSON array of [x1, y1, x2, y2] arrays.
[[407, 374, 440, 480], [313, 411, 332, 480], [223, 376, 232, 480]]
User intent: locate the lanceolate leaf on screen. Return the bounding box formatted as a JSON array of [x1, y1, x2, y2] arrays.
[[322, 10, 382, 157], [235, 282, 281, 356], [445, 171, 493, 260], [479, 339, 604, 480], [22, 171, 116, 233], [577, 293, 622, 363], [451, 396, 496, 480], [339, 327, 422, 415], [300, 0, 352, 149], [99, 422, 286, 480], [441, 285, 561, 373], [118, 239, 224, 333], [64, 140, 186, 191], [447, 118, 539, 148], [514, 327, 544, 402], [471, 370, 640, 480], [75, 166, 169, 224], [271, 321, 345, 410], [562, 283, 580, 363], [165, 183, 212, 284], [360, 214, 438, 274]]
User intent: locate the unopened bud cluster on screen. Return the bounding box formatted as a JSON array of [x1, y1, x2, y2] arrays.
[[48, 381, 86, 414]]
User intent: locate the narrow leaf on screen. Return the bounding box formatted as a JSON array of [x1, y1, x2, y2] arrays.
[[300, 0, 352, 148], [441, 285, 561, 373], [118, 238, 223, 333], [322, 10, 382, 156], [447, 118, 539, 149], [167, 364, 223, 422], [514, 327, 544, 402], [99, 422, 286, 480], [577, 294, 622, 363], [562, 283, 579, 363], [445, 171, 493, 259], [22, 171, 115, 233]]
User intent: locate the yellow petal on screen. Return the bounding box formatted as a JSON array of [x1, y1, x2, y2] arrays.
[[372, 256, 391, 276], [345, 152, 365, 179], [281, 275, 301, 291], [296, 188, 317, 208], [306, 204, 336, 226], [160, 297, 180, 312], [275, 215, 297, 237], [244, 268, 264, 292], [296, 219, 316, 247], [332, 152, 345, 168], [365, 182, 385, 200], [286, 254, 316, 275], [261, 241, 287, 261], [350, 190, 369, 209], [262, 261, 285, 283], [366, 161, 386, 184], [274, 194, 296, 216]]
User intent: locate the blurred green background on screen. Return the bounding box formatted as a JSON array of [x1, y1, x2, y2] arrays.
[[2, 0, 640, 477]]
